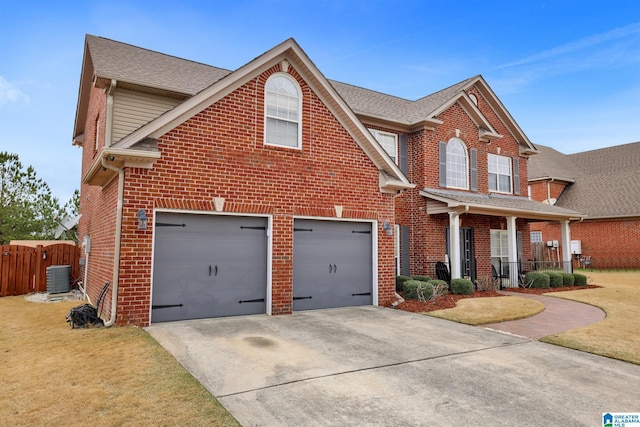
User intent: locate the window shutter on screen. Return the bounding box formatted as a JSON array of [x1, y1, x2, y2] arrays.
[[401, 225, 410, 276], [439, 141, 447, 187], [470, 148, 478, 192], [513, 157, 520, 195], [399, 134, 408, 175]]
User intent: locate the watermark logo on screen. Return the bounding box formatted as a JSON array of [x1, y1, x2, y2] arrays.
[[604, 413, 640, 427]]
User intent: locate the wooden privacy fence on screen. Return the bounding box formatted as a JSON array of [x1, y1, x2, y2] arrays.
[[0, 243, 81, 297]]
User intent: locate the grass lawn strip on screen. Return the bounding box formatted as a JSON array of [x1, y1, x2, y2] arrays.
[[539, 270, 640, 365], [427, 296, 544, 326], [0, 296, 240, 427]]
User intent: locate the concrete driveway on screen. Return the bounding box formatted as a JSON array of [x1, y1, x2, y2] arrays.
[[146, 307, 640, 426]]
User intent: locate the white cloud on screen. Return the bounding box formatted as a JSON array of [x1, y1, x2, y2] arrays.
[[489, 22, 640, 94], [0, 76, 29, 106], [496, 22, 640, 70]]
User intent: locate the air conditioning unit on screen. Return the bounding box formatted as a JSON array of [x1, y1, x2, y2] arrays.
[[46, 265, 71, 294]]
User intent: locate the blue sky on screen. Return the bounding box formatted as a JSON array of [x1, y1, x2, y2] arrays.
[[1, 0, 639, 204]]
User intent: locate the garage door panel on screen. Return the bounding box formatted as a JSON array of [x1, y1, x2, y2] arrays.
[[293, 219, 373, 311], [152, 213, 267, 323]]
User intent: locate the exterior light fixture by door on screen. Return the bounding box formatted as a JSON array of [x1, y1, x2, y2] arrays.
[[137, 209, 149, 230], [382, 221, 393, 236]]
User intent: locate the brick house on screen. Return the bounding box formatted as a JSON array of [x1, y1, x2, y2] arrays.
[[344, 75, 583, 285], [73, 35, 580, 326], [529, 142, 640, 269]]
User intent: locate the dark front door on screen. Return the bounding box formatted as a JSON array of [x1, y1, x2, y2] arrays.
[[445, 227, 476, 282], [151, 212, 267, 323], [293, 219, 373, 311]]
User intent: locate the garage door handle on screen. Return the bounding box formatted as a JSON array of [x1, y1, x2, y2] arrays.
[[329, 264, 337, 274], [209, 265, 218, 276], [334, 264, 337, 273]]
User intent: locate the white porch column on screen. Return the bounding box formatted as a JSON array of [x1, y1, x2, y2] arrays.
[[449, 212, 461, 279], [560, 220, 572, 273], [506, 216, 519, 286]]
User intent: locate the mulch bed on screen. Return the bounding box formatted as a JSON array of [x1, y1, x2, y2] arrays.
[[392, 285, 599, 313]]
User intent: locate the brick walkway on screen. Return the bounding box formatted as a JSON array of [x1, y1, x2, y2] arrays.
[[482, 291, 606, 339]]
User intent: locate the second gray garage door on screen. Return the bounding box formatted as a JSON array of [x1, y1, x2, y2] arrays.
[[293, 219, 373, 310], [151, 212, 268, 323]]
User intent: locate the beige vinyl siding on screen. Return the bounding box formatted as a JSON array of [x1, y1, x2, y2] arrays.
[[111, 89, 181, 144]]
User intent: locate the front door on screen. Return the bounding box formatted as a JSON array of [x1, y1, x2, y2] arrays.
[[445, 227, 476, 281]]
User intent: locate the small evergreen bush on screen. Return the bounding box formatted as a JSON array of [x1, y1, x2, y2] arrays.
[[403, 280, 424, 300], [548, 272, 564, 288], [525, 272, 550, 289], [573, 273, 588, 286], [411, 275, 432, 283], [562, 273, 575, 287], [396, 275, 411, 292], [450, 278, 474, 295]]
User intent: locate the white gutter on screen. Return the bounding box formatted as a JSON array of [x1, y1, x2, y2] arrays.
[[101, 156, 124, 327]]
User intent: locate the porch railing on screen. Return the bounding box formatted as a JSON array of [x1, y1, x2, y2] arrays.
[[496, 260, 574, 288]]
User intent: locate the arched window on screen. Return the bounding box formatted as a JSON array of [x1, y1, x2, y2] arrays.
[[264, 74, 301, 148], [446, 138, 468, 189]]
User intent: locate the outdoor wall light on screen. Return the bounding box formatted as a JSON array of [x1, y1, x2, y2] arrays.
[[382, 220, 393, 236], [137, 209, 149, 230]]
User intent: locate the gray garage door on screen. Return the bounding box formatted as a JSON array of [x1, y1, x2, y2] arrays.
[[293, 219, 373, 311], [151, 212, 267, 323]]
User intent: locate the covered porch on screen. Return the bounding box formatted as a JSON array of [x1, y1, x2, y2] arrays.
[[420, 188, 584, 287]]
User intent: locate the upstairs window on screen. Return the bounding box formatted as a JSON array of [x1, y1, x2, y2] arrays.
[[488, 154, 512, 193], [369, 129, 398, 163], [265, 74, 301, 149], [446, 138, 468, 189]]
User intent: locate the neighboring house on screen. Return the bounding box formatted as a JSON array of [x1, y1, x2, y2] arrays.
[[73, 35, 580, 326], [529, 142, 640, 269]]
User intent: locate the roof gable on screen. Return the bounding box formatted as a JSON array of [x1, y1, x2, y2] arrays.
[[73, 35, 232, 144], [95, 37, 412, 192]]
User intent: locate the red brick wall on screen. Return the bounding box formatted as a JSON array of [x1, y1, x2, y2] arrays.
[[82, 63, 397, 326], [529, 180, 567, 203], [392, 83, 532, 278], [531, 219, 640, 269], [77, 86, 120, 316]]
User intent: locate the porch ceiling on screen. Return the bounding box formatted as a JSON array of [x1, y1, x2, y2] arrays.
[[420, 188, 584, 222]]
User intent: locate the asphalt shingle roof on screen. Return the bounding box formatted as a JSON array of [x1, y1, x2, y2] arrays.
[[85, 35, 475, 126], [529, 142, 640, 218], [87, 35, 232, 95], [422, 188, 581, 217], [328, 77, 475, 124]]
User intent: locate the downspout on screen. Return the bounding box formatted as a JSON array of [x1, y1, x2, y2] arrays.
[[101, 156, 124, 327], [546, 178, 555, 203]]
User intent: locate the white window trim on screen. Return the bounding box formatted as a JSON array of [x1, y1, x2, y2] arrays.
[[369, 128, 398, 164], [446, 137, 469, 190], [490, 229, 509, 275], [264, 73, 302, 150], [488, 153, 512, 194]]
